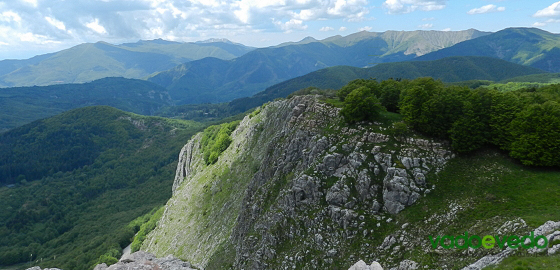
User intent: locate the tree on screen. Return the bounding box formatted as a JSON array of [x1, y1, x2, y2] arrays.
[[509, 101, 560, 166], [379, 79, 403, 112], [449, 101, 488, 152], [337, 79, 378, 101], [340, 86, 384, 123], [489, 91, 522, 149]]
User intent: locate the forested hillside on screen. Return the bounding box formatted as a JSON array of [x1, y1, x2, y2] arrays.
[[158, 56, 546, 122], [0, 77, 172, 132], [0, 106, 204, 269]]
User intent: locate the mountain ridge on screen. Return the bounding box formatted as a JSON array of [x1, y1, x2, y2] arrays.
[[0, 40, 254, 87], [148, 29, 489, 104], [416, 27, 560, 72], [218, 56, 547, 115]]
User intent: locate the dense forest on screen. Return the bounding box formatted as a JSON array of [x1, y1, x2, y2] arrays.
[[0, 77, 172, 132], [337, 77, 560, 167], [0, 106, 204, 269]]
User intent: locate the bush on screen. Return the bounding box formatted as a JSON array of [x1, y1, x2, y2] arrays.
[[389, 122, 409, 138], [201, 121, 240, 165], [130, 206, 165, 253], [340, 86, 384, 123]]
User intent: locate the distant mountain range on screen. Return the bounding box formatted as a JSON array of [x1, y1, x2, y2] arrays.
[[163, 56, 547, 120], [0, 77, 171, 132], [147, 29, 489, 104], [233, 56, 547, 111], [0, 39, 254, 87], [0, 55, 549, 132], [3, 27, 560, 131], [417, 28, 560, 72]]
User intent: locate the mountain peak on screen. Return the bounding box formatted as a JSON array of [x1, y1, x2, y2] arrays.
[[196, 38, 236, 44], [300, 36, 317, 42]]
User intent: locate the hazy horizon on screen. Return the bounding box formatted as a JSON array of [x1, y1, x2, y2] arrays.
[[1, 1, 560, 60]]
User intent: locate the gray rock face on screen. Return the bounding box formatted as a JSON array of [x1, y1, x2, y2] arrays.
[[382, 167, 421, 215], [348, 260, 384, 270], [389, 260, 418, 270], [172, 134, 203, 195], [93, 251, 197, 270], [326, 179, 351, 206], [146, 95, 454, 269]]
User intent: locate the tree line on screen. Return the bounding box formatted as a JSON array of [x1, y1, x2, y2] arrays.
[[338, 78, 560, 167]]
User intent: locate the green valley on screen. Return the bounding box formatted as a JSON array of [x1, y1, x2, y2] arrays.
[[0, 77, 172, 133], [0, 106, 204, 269]]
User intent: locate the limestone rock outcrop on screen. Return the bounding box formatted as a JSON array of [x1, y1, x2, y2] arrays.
[[94, 251, 197, 270]]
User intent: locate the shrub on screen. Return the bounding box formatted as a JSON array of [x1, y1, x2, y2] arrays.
[[200, 121, 240, 165], [340, 86, 384, 123]]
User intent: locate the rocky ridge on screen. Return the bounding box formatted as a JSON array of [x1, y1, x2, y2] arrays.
[[142, 95, 459, 269]]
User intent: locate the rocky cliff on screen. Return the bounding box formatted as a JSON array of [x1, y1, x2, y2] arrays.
[[141, 95, 559, 269]]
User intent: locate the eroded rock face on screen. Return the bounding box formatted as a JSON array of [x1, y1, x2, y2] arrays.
[[93, 251, 197, 270], [144, 95, 454, 269]]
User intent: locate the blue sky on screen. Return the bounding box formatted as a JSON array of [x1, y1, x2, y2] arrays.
[[1, 0, 560, 60]]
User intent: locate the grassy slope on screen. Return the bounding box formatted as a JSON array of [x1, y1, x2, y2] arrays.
[[393, 148, 560, 268], [0, 106, 205, 270], [142, 111, 266, 267]]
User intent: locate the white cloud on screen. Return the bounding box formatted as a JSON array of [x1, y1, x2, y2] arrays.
[[383, 0, 447, 14], [339, 26, 347, 31], [418, 23, 432, 29], [0, 0, 371, 51], [18, 32, 58, 44], [467, 4, 505, 14], [534, 2, 560, 17], [442, 27, 451, 31], [532, 18, 560, 27], [274, 19, 307, 33], [20, 0, 38, 8], [45, 16, 66, 31], [359, 26, 372, 31], [0, 11, 22, 23], [422, 17, 435, 21], [319, 26, 334, 31], [86, 19, 107, 35]]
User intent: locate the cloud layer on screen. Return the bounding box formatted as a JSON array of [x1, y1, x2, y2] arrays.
[[0, 0, 371, 48], [383, 0, 447, 14], [467, 4, 505, 15], [534, 1, 560, 17]]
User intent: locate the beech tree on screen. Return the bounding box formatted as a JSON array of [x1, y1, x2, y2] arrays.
[[340, 86, 384, 123]]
